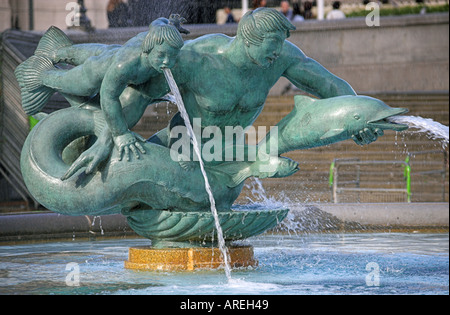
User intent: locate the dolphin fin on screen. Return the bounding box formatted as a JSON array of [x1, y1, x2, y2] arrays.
[[204, 162, 253, 188], [92, 110, 108, 136], [230, 167, 253, 187], [294, 95, 317, 108], [320, 128, 345, 140], [179, 160, 198, 171], [59, 93, 92, 108], [177, 154, 198, 172]]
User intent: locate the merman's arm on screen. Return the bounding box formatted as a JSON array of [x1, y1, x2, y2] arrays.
[[282, 41, 356, 98], [281, 41, 381, 145]]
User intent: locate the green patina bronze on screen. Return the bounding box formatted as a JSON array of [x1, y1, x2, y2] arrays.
[[16, 8, 408, 244]]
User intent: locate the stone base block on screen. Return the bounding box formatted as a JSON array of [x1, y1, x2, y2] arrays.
[[124, 245, 257, 271]]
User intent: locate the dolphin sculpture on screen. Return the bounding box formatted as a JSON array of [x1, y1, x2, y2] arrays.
[[260, 95, 409, 155]]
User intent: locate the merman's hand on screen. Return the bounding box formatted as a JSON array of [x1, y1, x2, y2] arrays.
[[114, 131, 147, 161], [351, 128, 384, 146]]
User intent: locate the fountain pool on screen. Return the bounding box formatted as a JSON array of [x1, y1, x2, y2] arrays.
[[0, 232, 447, 295]]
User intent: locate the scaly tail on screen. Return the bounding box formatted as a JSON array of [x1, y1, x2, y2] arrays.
[[15, 26, 74, 115], [14, 55, 56, 115], [34, 26, 73, 62]]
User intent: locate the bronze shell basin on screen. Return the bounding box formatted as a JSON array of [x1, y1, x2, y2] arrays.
[[122, 206, 289, 244]]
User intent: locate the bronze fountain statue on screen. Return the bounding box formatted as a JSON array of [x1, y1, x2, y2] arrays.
[[15, 9, 408, 270]]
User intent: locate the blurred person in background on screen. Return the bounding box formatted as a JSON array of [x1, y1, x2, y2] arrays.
[[107, 0, 129, 27], [280, 0, 304, 22], [280, 0, 294, 20], [224, 6, 236, 23], [326, 1, 346, 20], [303, 1, 313, 19], [292, 2, 305, 22], [9, 0, 19, 29], [252, 0, 267, 9]]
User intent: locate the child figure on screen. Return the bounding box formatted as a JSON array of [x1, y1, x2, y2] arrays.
[[16, 16, 186, 167]]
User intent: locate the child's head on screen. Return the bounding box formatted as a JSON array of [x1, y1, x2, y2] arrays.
[[143, 18, 184, 52], [142, 18, 184, 71]]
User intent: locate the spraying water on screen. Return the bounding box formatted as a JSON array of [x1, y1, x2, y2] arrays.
[[163, 68, 232, 280], [388, 115, 449, 148]]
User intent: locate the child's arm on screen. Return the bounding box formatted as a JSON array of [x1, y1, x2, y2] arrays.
[[101, 59, 146, 161]]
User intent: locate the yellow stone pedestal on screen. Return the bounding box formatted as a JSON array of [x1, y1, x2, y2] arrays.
[[124, 245, 257, 271]]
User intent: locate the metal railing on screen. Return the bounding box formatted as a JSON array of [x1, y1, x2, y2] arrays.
[[405, 150, 448, 202], [1, 29, 69, 209], [329, 159, 411, 203], [329, 150, 448, 203], [0, 30, 37, 209]]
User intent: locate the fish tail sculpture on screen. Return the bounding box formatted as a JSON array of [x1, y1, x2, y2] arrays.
[[14, 26, 73, 116], [20, 107, 248, 215]]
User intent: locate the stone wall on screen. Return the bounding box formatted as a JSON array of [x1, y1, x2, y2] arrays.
[[169, 13, 450, 94], [0, 0, 109, 32], [283, 13, 449, 94], [2, 2, 448, 94]]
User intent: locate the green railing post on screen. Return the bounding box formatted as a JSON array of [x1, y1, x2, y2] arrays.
[[329, 160, 335, 188], [406, 165, 411, 203], [404, 155, 410, 179], [404, 156, 411, 203]]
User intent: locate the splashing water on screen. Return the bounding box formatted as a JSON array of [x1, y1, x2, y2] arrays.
[[388, 115, 449, 148], [244, 178, 287, 207], [244, 178, 270, 204], [163, 68, 232, 281], [242, 178, 304, 235]]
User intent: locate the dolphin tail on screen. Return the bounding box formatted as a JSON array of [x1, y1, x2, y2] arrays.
[[209, 156, 297, 188], [177, 158, 252, 187], [208, 162, 253, 188], [14, 55, 56, 115], [35, 26, 73, 61]]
